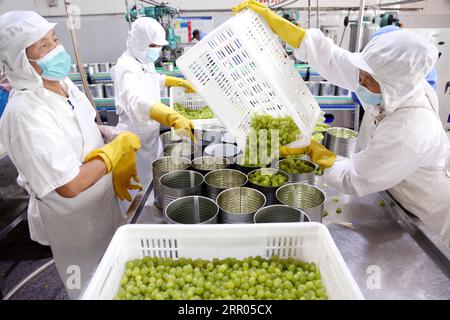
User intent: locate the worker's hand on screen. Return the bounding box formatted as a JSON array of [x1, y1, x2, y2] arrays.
[[149, 102, 195, 141], [112, 151, 142, 202], [84, 131, 141, 173], [232, 0, 306, 48], [165, 75, 196, 93], [98, 125, 121, 143], [280, 140, 336, 169]]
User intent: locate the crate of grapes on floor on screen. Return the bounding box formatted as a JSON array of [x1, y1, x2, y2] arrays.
[[169, 86, 222, 128], [81, 223, 363, 300], [176, 9, 321, 150]]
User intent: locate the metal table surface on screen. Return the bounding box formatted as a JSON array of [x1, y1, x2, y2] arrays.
[[129, 176, 450, 300]]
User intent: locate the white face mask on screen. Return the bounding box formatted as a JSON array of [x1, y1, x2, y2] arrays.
[[356, 84, 383, 106], [145, 47, 161, 63]]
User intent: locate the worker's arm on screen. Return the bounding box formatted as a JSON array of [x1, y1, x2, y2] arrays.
[[115, 71, 158, 124], [293, 29, 359, 92], [324, 109, 437, 196], [232, 1, 359, 91], [55, 159, 106, 198]]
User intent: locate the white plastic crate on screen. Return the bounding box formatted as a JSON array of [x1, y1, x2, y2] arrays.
[[176, 10, 321, 149], [81, 223, 363, 300], [169, 86, 222, 128]]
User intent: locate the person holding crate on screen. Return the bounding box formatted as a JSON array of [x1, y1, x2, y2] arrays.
[[109, 17, 196, 194], [233, 0, 450, 247]]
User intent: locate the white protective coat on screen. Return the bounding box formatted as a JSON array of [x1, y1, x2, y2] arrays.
[[110, 18, 168, 199], [0, 11, 122, 298], [295, 29, 450, 246]]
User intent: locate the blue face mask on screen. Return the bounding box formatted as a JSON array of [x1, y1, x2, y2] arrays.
[[145, 47, 161, 63], [356, 84, 383, 105], [30, 45, 72, 81]]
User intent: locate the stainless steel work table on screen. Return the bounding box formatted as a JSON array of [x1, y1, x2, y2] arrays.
[[126, 175, 450, 300]]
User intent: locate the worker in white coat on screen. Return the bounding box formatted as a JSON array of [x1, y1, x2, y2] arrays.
[[234, 1, 450, 246], [0, 11, 141, 298], [110, 17, 195, 192]]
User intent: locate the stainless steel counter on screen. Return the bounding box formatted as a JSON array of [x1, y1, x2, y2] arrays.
[[131, 176, 450, 300]]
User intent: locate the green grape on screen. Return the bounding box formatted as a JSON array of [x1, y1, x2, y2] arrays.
[[248, 170, 288, 187], [115, 255, 328, 300], [174, 103, 214, 120]]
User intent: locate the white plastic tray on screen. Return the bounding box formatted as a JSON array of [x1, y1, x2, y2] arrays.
[[81, 223, 363, 300], [176, 10, 321, 149], [169, 86, 222, 128]]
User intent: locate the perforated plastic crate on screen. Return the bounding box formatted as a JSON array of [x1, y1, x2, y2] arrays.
[[176, 9, 321, 149], [169, 86, 222, 128], [81, 223, 363, 300]]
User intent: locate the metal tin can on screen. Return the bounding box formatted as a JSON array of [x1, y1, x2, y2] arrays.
[[152, 156, 191, 209], [160, 170, 204, 210], [276, 183, 325, 223], [204, 169, 247, 200], [165, 196, 218, 224], [217, 187, 266, 224], [247, 168, 289, 205], [254, 205, 310, 223]]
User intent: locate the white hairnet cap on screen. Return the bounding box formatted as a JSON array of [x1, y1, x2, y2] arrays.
[[0, 11, 56, 90], [350, 29, 438, 113], [126, 17, 169, 64]]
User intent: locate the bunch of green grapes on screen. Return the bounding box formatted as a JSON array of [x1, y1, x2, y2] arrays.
[[279, 158, 315, 174], [115, 255, 328, 300], [314, 123, 330, 133], [243, 114, 300, 165], [250, 114, 300, 146], [249, 170, 288, 187], [312, 133, 324, 143], [174, 103, 214, 120]]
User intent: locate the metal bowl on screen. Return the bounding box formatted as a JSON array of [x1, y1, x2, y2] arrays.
[[254, 205, 310, 223], [161, 131, 185, 147], [204, 169, 248, 200], [163, 143, 199, 160], [103, 82, 115, 98], [247, 168, 289, 205], [160, 170, 204, 210], [275, 158, 317, 185], [194, 124, 226, 146], [276, 183, 325, 223], [165, 196, 218, 224], [152, 156, 191, 209], [204, 143, 241, 163], [217, 187, 266, 224], [191, 156, 230, 175], [325, 127, 358, 157]]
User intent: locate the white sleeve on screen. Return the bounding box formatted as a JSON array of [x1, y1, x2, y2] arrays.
[[117, 71, 158, 124], [160, 74, 166, 88], [324, 111, 435, 196], [5, 108, 81, 199], [294, 29, 359, 91]]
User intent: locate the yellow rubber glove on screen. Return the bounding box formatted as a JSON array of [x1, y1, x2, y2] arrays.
[[280, 140, 336, 169], [112, 151, 142, 202], [165, 76, 196, 93], [85, 131, 142, 202], [232, 0, 306, 48], [84, 131, 141, 173], [149, 102, 195, 141]]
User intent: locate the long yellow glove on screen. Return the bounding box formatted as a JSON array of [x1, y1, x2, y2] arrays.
[[112, 151, 142, 202], [84, 131, 141, 173], [149, 102, 195, 141], [85, 131, 142, 202], [280, 140, 336, 169], [165, 76, 196, 93], [232, 0, 307, 48]]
